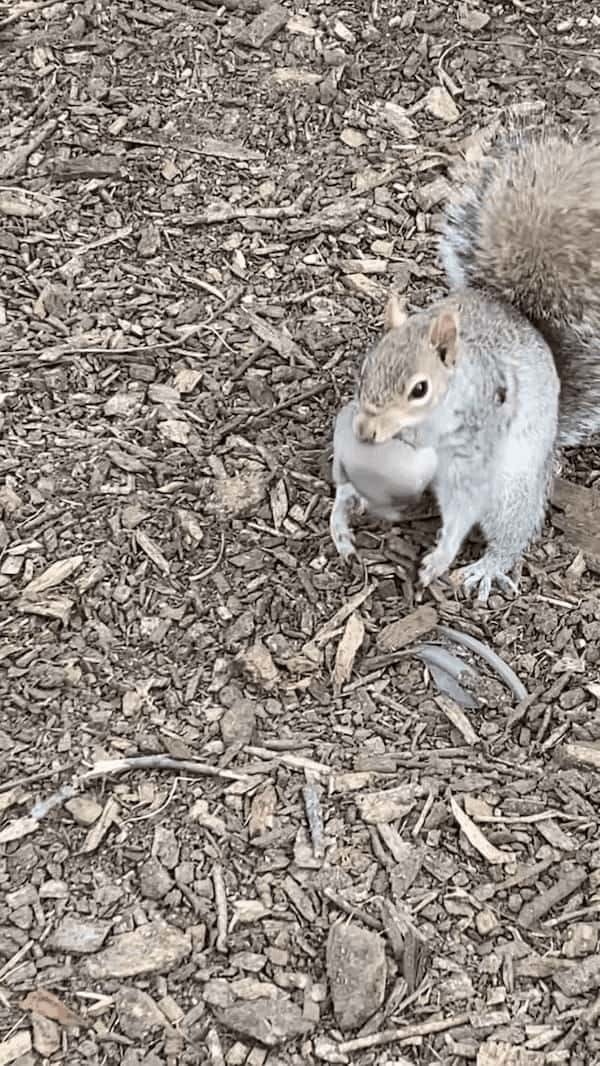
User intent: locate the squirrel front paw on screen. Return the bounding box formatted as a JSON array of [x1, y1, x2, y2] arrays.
[[419, 547, 452, 587]]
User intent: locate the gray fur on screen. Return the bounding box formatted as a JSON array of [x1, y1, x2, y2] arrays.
[[406, 291, 558, 600], [440, 130, 600, 446]]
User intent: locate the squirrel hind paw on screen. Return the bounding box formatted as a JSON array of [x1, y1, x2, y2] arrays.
[[458, 559, 519, 604]]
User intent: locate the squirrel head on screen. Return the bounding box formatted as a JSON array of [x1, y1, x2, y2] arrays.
[[354, 295, 460, 443]]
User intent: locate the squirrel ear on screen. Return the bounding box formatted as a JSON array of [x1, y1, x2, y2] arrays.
[[384, 293, 408, 332], [429, 309, 459, 365]]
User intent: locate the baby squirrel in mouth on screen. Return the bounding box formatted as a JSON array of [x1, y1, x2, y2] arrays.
[[333, 130, 600, 601]]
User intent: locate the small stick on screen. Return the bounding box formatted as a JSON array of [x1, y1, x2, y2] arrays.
[[183, 188, 311, 227], [322, 887, 383, 932], [338, 1012, 470, 1053], [212, 864, 228, 953], [244, 745, 332, 776], [303, 778, 324, 859]]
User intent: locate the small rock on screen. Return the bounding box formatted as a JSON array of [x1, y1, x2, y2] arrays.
[[32, 1013, 60, 1057], [65, 797, 102, 826], [425, 85, 460, 123], [152, 826, 180, 870], [439, 972, 475, 1004], [50, 916, 111, 955], [204, 978, 234, 1008], [217, 997, 314, 1047], [382, 102, 417, 138], [340, 128, 367, 149], [138, 223, 161, 258], [236, 3, 288, 47], [563, 922, 598, 958], [221, 698, 256, 746], [476, 909, 500, 936], [139, 858, 174, 901], [326, 922, 386, 1031], [104, 391, 142, 418], [116, 988, 166, 1041], [213, 471, 267, 518], [84, 921, 191, 978], [236, 642, 279, 690], [458, 3, 490, 30], [553, 953, 600, 995]]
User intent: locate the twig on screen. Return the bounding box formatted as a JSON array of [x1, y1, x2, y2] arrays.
[[321, 887, 383, 932], [183, 188, 311, 227], [0, 939, 33, 982], [244, 745, 332, 776], [212, 864, 228, 953], [303, 778, 324, 859], [0, 0, 79, 30], [0, 763, 75, 794], [338, 1012, 470, 1053], [190, 531, 226, 581]]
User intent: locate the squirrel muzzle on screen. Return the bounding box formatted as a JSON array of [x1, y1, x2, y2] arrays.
[[353, 408, 407, 444]]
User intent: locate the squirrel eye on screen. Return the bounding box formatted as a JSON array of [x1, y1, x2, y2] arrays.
[[409, 379, 429, 401]]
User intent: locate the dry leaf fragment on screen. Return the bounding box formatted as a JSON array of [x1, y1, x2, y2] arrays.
[[309, 586, 373, 649], [81, 797, 120, 854], [135, 531, 170, 575], [450, 795, 515, 865], [333, 612, 364, 692], [17, 595, 74, 623], [378, 605, 438, 652], [244, 310, 309, 367], [20, 988, 84, 1029], [357, 785, 422, 825], [22, 555, 83, 598], [436, 695, 480, 744], [248, 782, 278, 837], [269, 479, 288, 530], [176, 508, 204, 544], [0, 815, 39, 844]]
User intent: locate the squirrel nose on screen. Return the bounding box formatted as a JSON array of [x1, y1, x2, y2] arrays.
[[353, 413, 377, 443]]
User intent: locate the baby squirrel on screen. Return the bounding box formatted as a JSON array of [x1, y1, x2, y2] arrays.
[[350, 130, 600, 600]]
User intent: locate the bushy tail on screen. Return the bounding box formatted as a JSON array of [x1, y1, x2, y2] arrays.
[[440, 126, 600, 334]]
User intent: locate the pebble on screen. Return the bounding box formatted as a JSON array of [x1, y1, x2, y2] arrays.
[[563, 922, 598, 958], [217, 997, 314, 1047], [84, 921, 191, 978], [139, 857, 173, 901], [50, 916, 111, 955], [65, 797, 102, 826], [116, 988, 166, 1040], [326, 922, 387, 1031]]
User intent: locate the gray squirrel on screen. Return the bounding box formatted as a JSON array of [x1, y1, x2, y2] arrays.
[[335, 130, 600, 601]]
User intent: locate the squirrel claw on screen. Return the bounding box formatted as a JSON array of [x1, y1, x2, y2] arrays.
[[419, 548, 451, 588], [458, 560, 519, 603]]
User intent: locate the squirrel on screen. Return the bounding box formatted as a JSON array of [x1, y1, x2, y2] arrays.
[[344, 128, 600, 600], [330, 399, 437, 556]]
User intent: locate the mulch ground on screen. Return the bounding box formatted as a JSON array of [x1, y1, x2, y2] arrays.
[[2, 1, 600, 1064]]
